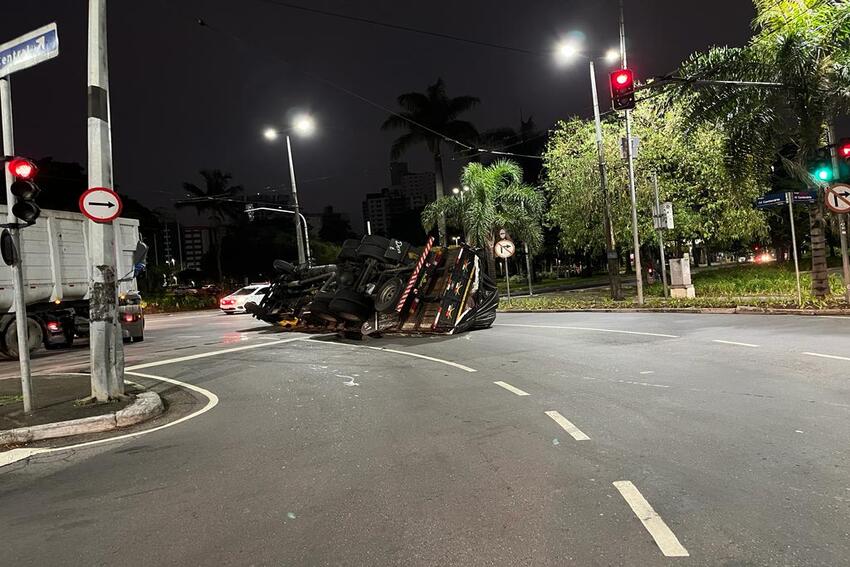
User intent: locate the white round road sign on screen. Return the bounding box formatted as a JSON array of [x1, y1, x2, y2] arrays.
[[79, 187, 122, 222], [825, 184, 850, 214], [494, 239, 516, 259]]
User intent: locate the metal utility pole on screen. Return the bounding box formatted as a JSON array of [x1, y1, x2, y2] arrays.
[[589, 59, 623, 300], [523, 242, 534, 296], [0, 78, 33, 413], [503, 258, 511, 303], [652, 172, 669, 298], [620, 0, 644, 304], [786, 192, 803, 307], [87, 0, 124, 400], [285, 135, 308, 266], [827, 123, 850, 303]]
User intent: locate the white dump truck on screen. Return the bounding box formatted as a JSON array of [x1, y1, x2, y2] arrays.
[[0, 206, 145, 358]]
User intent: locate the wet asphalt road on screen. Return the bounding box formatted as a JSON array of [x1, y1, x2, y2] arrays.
[[1, 310, 849, 566]]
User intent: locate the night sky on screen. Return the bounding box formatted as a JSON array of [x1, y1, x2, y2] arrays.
[[3, 1, 755, 226]]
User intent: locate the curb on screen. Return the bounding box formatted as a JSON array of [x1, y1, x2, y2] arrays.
[[499, 307, 850, 316], [0, 391, 163, 446]]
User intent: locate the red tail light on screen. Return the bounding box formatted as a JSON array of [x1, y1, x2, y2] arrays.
[[123, 313, 136, 322], [46, 321, 61, 332], [220, 298, 235, 306]]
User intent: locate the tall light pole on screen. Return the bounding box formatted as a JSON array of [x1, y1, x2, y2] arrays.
[[555, 41, 623, 300], [620, 0, 644, 304], [263, 113, 315, 266]]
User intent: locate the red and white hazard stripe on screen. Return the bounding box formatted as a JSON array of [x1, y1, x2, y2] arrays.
[[396, 235, 434, 313]]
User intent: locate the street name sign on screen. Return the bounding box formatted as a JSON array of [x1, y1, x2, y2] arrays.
[[825, 184, 850, 214], [755, 193, 787, 209], [79, 187, 122, 222], [494, 239, 516, 259], [0, 23, 59, 79]]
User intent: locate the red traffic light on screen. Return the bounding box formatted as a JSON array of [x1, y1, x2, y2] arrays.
[[8, 158, 36, 180], [838, 138, 850, 160], [609, 68, 636, 111]]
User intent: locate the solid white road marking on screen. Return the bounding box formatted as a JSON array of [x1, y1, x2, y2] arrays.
[[0, 371, 219, 469], [316, 340, 477, 373], [613, 480, 689, 558], [544, 410, 590, 441], [493, 381, 530, 396], [802, 351, 850, 362], [126, 336, 309, 371], [495, 323, 679, 339], [712, 339, 759, 348]]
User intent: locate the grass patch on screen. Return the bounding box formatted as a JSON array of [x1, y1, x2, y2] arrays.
[[0, 394, 23, 406]]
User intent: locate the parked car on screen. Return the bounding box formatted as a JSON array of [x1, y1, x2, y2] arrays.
[[219, 284, 271, 314]]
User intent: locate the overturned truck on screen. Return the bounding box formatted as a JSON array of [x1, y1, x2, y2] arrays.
[[247, 235, 498, 336]]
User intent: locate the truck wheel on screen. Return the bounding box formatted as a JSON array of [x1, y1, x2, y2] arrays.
[[306, 291, 337, 322], [329, 288, 373, 322], [357, 235, 390, 262], [2, 317, 44, 358], [133, 333, 144, 343], [374, 277, 404, 313]]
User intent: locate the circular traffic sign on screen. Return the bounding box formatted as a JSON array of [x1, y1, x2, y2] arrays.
[[494, 239, 516, 259], [79, 187, 122, 222], [825, 184, 850, 214]]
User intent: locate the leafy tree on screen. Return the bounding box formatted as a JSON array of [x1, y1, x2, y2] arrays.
[[177, 170, 243, 282], [677, 0, 850, 297], [382, 78, 479, 243], [422, 159, 544, 277]]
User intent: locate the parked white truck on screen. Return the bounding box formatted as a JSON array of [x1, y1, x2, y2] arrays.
[[0, 206, 145, 358]]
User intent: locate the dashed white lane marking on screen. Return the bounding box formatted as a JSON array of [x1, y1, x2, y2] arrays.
[[493, 381, 530, 396], [802, 351, 850, 362], [639, 370, 654, 375], [126, 336, 310, 371], [495, 323, 679, 339], [316, 340, 477, 373], [613, 480, 689, 558], [544, 410, 590, 440], [0, 371, 219, 469], [712, 339, 759, 348]]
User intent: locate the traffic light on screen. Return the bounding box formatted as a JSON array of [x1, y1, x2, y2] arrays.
[[610, 68, 636, 111], [6, 157, 41, 224], [838, 138, 850, 161]]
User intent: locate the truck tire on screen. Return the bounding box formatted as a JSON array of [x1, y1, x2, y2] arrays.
[[306, 291, 337, 322], [273, 259, 297, 275], [357, 235, 390, 262], [374, 277, 404, 313], [329, 288, 374, 322], [2, 316, 44, 358]]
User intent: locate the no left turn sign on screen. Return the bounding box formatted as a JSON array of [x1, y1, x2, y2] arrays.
[[825, 183, 850, 214], [79, 187, 123, 222]]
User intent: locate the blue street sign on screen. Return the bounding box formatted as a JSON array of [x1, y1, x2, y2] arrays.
[[0, 23, 59, 79], [792, 191, 818, 204], [755, 193, 787, 209]]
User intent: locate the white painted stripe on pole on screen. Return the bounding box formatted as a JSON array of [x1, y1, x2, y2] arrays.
[[544, 410, 590, 440], [125, 336, 308, 370], [493, 381, 530, 396], [712, 339, 759, 348], [802, 351, 850, 362], [0, 371, 219, 469], [495, 323, 679, 338], [315, 339, 477, 373], [613, 480, 689, 558]]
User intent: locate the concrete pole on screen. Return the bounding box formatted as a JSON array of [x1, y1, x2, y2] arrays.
[[285, 135, 307, 266], [87, 0, 123, 400], [620, 0, 644, 304], [523, 242, 533, 296], [589, 59, 622, 300], [787, 192, 803, 307], [652, 172, 669, 298], [827, 123, 850, 303], [0, 77, 34, 413]]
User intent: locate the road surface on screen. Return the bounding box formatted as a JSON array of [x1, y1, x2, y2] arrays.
[[2, 310, 849, 566]]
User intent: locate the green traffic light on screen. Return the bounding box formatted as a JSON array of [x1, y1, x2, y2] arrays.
[[815, 167, 832, 182]]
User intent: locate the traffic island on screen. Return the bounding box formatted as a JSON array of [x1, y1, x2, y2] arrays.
[[0, 373, 163, 447]]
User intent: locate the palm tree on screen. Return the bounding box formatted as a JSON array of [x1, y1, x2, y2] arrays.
[[678, 0, 850, 297], [422, 159, 544, 277], [177, 169, 243, 282], [382, 78, 479, 243]]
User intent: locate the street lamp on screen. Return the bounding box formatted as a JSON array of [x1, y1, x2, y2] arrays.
[[553, 39, 625, 300], [262, 113, 316, 266]]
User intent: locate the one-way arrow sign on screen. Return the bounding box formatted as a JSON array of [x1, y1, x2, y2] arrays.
[[79, 187, 122, 222]]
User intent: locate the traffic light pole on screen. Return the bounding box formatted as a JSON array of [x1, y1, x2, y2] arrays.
[[827, 123, 850, 304], [620, 0, 644, 304], [87, 0, 124, 401], [0, 77, 34, 413], [589, 60, 622, 300], [652, 172, 669, 298]]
